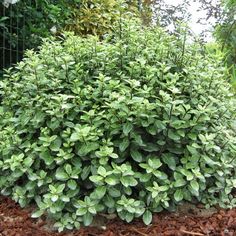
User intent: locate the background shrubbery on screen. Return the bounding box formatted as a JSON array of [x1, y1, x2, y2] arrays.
[[0, 0, 74, 72], [214, 0, 236, 89], [0, 0, 145, 72], [0, 20, 236, 231], [1, 0, 235, 86]]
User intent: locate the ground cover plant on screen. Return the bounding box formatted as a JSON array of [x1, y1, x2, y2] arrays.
[[0, 19, 236, 231]]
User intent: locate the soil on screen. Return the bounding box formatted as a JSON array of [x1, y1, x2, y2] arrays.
[[0, 196, 236, 236]]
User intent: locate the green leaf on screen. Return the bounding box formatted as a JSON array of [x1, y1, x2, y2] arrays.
[[50, 137, 62, 151], [105, 175, 118, 185], [67, 179, 77, 190], [23, 156, 33, 167], [188, 133, 197, 140], [81, 166, 91, 180], [97, 166, 107, 177], [153, 170, 167, 179], [51, 195, 59, 202], [174, 189, 184, 202], [168, 130, 180, 141], [120, 176, 138, 187], [94, 186, 106, 199], [89, 175, 103, 183], [83, 212, 93, 226], [148, 158, 162, 169], [155, 120, 165, 130], [88, 206, 96, 214], [31, 210, 44, 218], [190, 180, 199, 192], [109, 153, 119, 159], [146, 125, 157, 135], [61, 195, 70, 202], [55, 168, 69, 181], [78, 143, 99, 156], [174, 178, 186, 187], [74, 221, 81, 230], [132, 133, 145, 146], [203, 155, 218, 166], [70, 133, 80, 142], [139, 173, 152, 182], [139, 163, 149, 170], [104, 195, 115, 208], [142, 210, 152, 225], [76, 207, 87, 216], [143, 142, 159, 152], [108, 187, 121, 198], [162, 154, 176, 170], [57, 184, 66, 192], [119, 138, 129, 152], [65, 164, 72, 175], [123, 123, 133, 136], [39, 151, 54, 165], [130, 148, 142, 162], [180, 169, 194, 181], [47, 119, 60, 131], [125, 212, 134, 223], [187, 145, 198, 155], [81, 126, 91, 136]]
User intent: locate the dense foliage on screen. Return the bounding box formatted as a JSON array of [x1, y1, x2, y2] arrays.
[[203, 0, 236, 64], [193, 0, 236, 79], [65, 0, 142, 36], [0, 20, 236, 231], [0, 0, 74, 72], [0, 0, 142, 72], [213, 0, 236, 89]]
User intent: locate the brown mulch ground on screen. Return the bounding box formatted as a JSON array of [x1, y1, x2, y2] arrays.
[[1, 196, 236, 236]]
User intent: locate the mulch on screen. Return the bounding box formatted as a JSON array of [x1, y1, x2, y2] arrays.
[[0, 196, 236, 236]]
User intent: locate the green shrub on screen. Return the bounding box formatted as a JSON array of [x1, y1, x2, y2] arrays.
[[0, 0, 74, 73], [214, 0, 236, 67], [0, 0, 138, 74], [64, 0, 138, 36], [0, 20, 236, 231]]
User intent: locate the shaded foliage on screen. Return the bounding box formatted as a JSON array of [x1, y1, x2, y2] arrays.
[[0, 0, 74, 71], [0, 0, 141, 72]]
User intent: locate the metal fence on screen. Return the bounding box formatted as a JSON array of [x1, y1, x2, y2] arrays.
[[0, 0, 144, 76], [0, 0, 69, 76], [1, 2, 24, 75]]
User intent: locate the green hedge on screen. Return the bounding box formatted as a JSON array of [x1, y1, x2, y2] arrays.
[[0, 20, 236, 231]]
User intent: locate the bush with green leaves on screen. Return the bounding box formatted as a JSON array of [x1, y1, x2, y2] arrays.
[[0, 20, 236, 231], [0, 0, 75, 73], [0, 0, 138, 73]]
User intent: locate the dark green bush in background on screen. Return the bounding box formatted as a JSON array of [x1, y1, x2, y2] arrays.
[[0, 0, 77, 73], [0, 20, 236, 231], [214, 0, 236, 89], [0, 0, 142, 74]]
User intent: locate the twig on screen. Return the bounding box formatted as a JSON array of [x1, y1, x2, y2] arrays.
[[180, 229, 204, 236], [131, 227, 149, 236]]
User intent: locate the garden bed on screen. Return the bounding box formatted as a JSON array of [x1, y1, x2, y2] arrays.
[[0, 196, 236, 236]]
